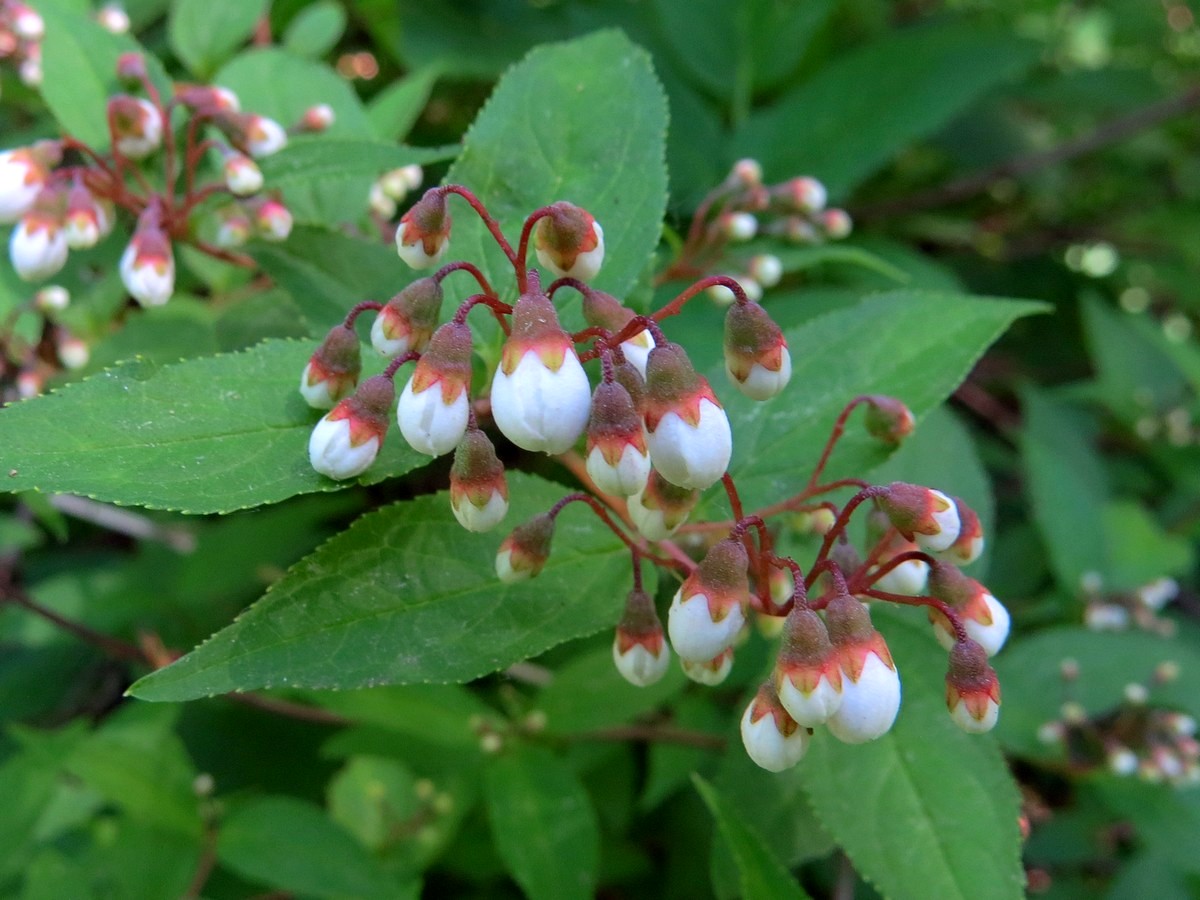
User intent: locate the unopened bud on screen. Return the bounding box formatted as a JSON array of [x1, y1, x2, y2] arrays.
[[627, 470, 698, 541], [783, 176, 826, 213], [495, 514, 555, 583], [300, 324, 361, 409], [108, 96, 163, 160], [926, 563, 1010, 656], [863, 395, 915, 446], [877, 483, 961, 553], [667, 538, 750, 663], [224, 154, 263, 196], [395, 189, 450, 269], [308, 375, 394, 480], [643, 342, 731, 490], [585, 380, 650, 497], [945, 639, 1001, 734], [721, 212, 757, 242], [821, 208, 852, 240], [254, 198, 293, 242], [371, 277, 442, 357], [747, 254, 782, 288], [396, 321, 472, 457], [300, 104, 335, 132], [723, 300, 791, 401], [96, 3, 131, 34], [775, 606, 843, 726], [730, 158, 762, 189], [534, 201, 605, 282], [612, 589, 670, 687], [35, 285, 69, 312], [681, 648, 734, 685], [449, 429, 509, 533], [824, 593, 901, 743], [741, 682, 809, 772]]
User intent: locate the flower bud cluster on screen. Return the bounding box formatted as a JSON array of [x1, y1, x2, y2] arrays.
[[0, 281, 96, 400], [0, 53, 319, 311], [1082, 574, 1179, 637], [0, 1, 45, 88], [368, 164, 424, 220], [1037, 661, 1200, 787]]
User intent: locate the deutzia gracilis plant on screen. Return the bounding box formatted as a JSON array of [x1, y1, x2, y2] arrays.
[[1, 9, 1193, 900]]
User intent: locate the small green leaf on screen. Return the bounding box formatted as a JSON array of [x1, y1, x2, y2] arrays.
[[444, 30, 668, 302], [128, 472, 628, 700], [39, 5, 172, 147], [693, 774, 813, 900], [709, 291, 1045, 514], [798, 610, 1024, 900], [368, 69, 438, 140], [485, 746, 600, 900], [771, 243, 909, 283], [736, 23, 1039, 197], [168, 0, 267, 78], [0, 339, 426, 514], [216, 795, 409, 899], [1019, 387, 1108, 592], [282, 0, 347, 58]]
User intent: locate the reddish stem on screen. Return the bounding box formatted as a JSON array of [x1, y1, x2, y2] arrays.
[[452, 293, 514, 329], [515, 206, 555, 293], [548, 492, 676, 568], [652, 274, 749, 323], [343, 301, 383, 329], [807, 396, 871, 491], [864, 589, 968, 643], [440, 184, 517, 266], [190, 240, 256, 268], [807, 486, 886, 588], [383, 350, 420, 381], [434, 260, 496, 297], [855, 549, 937, 592]]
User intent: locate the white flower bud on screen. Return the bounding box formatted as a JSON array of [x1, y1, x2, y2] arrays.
[[245, 116, 288, 158], [748, 254, 782, 288], [826, 653, 901, 744], [35, 285, 69, 312], [308, 415, 379, 480], [646, 400, 732, 491], [119, 239, 174, 307], [741, 693, 809, 773], [585, 443, 651, 497], [396, 379, 469, 457], [451, 488, 508, 534], [612, 636, 670, 688], [394, 220, 448, 269], [224, 155, 263, 196], [491, 350, 591, 454], [96, 3, 131, 34], [667, 588, 744, 663], [369, 182, 398, 218], [0, 150, 46, 224], [681, 649, 734, 685], [730, 345, 792, 401], [723, 212, 757, 242], [875, 559, 929, 596], [10, 219, 68, 282], [114, 99, 163, 160]]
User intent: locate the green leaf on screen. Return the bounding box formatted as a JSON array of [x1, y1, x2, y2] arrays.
[[38, 5, 172, 147], [0, 339, 426, 513], [253, 225, 411, 327], [798, 609, 1025, 900], [710, 291, 1045, 514], [168, 0, 267, 78], [368, 69, 438, 140], [652, 0, 835, 103], [994, 627, 1200, 761], [1103, 501, 1194, 592], [771, 243, 910, 283], [485, 746, 600, 900], [1019, 387, 1108, 592], [282, 0, 347, 58], [214, 49, 378, 224], [444, 30, 668, 302], [216, 795, 408, 899], [693, 774, 812, 900], [128, 472, 628, 700], [736, 23, 1039, 197]]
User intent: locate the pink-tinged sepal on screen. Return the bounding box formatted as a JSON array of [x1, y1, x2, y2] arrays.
[[223, 154, 263, 196], [371, 277, 443, 357], [628, 469, 698, 541], [579, 288, 654, 378], [774, 607, 843, 726], [821, 209, 852, 239], [254, 198, 293, 242], [741, 682, 810, 771], [395, 189, 450, 269], [495, 514, 555, 583], [863, 395, 915, 445], [300, 324, 362, 409], [877, 482, 961, 553], [723, 300, 791, 400], [824, 593, 901, 743], [308, 375, 394, 480], [0, 143, 58, 225], [175, 83, 240, 115], [10, 3, 45, 40], [926, 563, 1010, 657], [396, 321, 472, 456], [782, 176, 827, 213], [120, 213, 175, 306], [534, 201, 604, 281], [300, 104, 335, 132], [242, 114, 288, 158], [492, 279, 591, 453], [449, 429, 509, 533], [585, 380, 650, 496], [10, 186, 67, 282], [108, 95, 163, 160], [667, 538, 750, 662], [935, 496, 985, 565], [613, 588, 670, 687], [682, 647, 734, 686], [945, 639, 1001, 734], [643, 342, 731, 490], [63, 181, 109, 249]]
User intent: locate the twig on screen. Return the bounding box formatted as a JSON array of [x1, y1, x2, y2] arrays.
[[48, 494, 197, 552], [854, 85, 1200, 220], [573, 723, 726, 750]]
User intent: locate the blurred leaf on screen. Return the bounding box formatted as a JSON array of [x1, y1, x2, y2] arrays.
[[641, 695, 724, 812], [39, 5, 172, 147], [213, 288, 310, 351], [1020, 387, 1108, 593], [1107, 852, 1200, 899], [652, 0, 834, 103], [693, 774, 812, 900], [737, 23, 1039, 197], [299, 684, 495, 749], [1103, 501, 1194, 591], [368, 69, 438, 140], [215, 49, 378, 224], [253, 225, 412, 328], [708, 292, 1044, 514], [1093, 779, 1200, 876], [485, 745, 599, 900], [282, 0, 347, 58], [1082, 297, 1189, 419], [168, 0, 267, 78], [0, 339, 426, 513], [995, 627, 1200, 761], [799, 609, 1024, 900], [709, 708, 836, 898], [216, 795, 410, 898], [535, 639, 687, 735], [129, 473, 628, 699], [444, 30, 668, 304]]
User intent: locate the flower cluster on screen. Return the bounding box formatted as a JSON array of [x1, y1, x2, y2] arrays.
[[1038, 658, 1200, 787], [661, 158, 853, 305], [298, 183, 1009, 774], [0, 283, 91, 400], [0, 50, 324, 311], [0, 0, 44, 89]]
